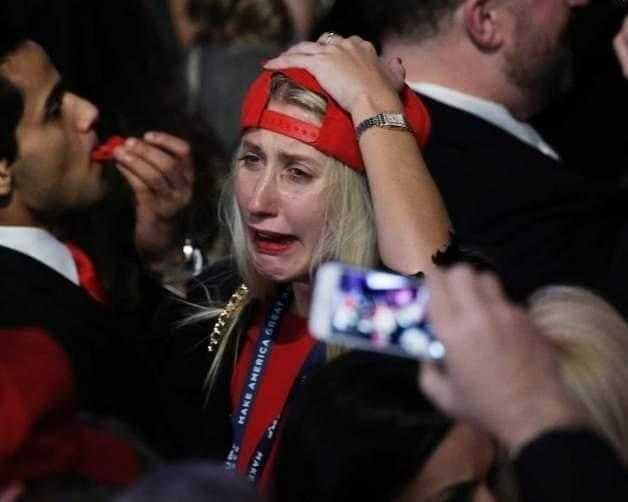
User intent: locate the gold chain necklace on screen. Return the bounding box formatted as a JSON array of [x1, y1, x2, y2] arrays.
[[207, 283, 250, 353]]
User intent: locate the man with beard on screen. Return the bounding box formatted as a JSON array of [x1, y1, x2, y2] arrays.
[[360, 0, 628, 315]]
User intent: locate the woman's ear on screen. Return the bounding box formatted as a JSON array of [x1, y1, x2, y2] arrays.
[[0, 160, 12, 197], [462, 0, 504, 51]]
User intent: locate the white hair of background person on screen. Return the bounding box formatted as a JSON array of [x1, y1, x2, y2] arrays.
[[529, 285, 628, 465]]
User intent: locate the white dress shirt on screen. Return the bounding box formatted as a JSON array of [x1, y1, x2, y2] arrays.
[[408, 82, 560, 161], [0, 226, 79, 285]]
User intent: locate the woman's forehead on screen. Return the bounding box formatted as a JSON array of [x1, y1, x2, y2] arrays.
[[241, 127, 330, 166]]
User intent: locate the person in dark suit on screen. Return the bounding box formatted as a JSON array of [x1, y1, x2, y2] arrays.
[[0, 22, 193, 440], [421, 265, 628, 501], [359, 0, 628, 315]]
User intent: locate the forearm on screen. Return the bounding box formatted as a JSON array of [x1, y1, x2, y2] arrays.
[[353, 93, 451, 274], [261, 34, 452, 274]]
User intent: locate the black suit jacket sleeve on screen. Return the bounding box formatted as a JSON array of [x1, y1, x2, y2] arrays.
[[515, 428, 628, 502], [419, 95, 628, 315]]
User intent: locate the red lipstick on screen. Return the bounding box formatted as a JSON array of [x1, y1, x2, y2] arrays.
[[251, 229, 297, 255]]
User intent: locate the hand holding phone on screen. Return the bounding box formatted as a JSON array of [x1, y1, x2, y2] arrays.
[[309, 262, 445, 361]]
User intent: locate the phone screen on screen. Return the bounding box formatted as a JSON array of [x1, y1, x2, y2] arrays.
[[310, 263, 445, 360]]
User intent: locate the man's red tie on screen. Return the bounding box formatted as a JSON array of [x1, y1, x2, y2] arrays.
[[65, 242, 109, 304]]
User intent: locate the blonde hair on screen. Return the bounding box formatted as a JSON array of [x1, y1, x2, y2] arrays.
[[529, 286, 628, 465], [202, 74, 377, 392]]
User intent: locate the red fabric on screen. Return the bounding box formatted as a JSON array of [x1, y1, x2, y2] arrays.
[[260, 110, 320, 143], [230, 307, 316, 492], [1, 419, 140, 487], [0, 328, 74, 459], [65, 242, 109, 304], [240, 68, 431, 171], [0, 328, 140, 488]]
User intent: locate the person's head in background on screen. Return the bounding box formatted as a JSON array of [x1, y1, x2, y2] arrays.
[[183, 0, 331, 45], [186, 0, 293, 45], [114, 462, 260, 502], [529, 285, 628, 465], [0, 28, 106, 226], [361, 0, 590, 119], [281, 0, 329, 41], [272, 352, 497, 502], [170, 0, 298, 157]]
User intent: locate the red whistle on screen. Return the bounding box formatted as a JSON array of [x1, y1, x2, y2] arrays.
[[91, 136, 126, 161]]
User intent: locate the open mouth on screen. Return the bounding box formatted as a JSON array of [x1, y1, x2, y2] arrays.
[[250, 228, 297, 254]]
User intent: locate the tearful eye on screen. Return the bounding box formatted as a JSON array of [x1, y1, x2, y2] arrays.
[[286, 167, 312, 182], [239, 153, 262, 169]]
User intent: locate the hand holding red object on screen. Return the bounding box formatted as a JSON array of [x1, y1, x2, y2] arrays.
[[91, 136, 126, 161]]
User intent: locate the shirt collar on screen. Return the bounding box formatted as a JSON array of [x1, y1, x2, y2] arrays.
[[0, 226, 79, 285], [408, 82, 560, 161]]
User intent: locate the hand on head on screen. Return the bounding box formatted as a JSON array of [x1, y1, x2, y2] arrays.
[[420, 265, 583, 453], [263, 33, 406, 121], [614, 14, 628, 78]]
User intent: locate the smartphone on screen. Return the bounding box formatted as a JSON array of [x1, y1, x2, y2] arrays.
[[309, 262, 445, 361]]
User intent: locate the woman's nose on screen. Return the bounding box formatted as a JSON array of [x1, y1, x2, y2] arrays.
[[247, 173, 279, 217]]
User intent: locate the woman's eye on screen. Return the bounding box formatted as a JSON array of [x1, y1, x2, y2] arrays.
[[286, 166, 312, 182], [239, 153, 261, 168]]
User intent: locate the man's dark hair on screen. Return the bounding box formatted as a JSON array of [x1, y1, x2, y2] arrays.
[[0, 10, 28, 164], [271, 352, 453, 502], [361, 0, 464, 42]]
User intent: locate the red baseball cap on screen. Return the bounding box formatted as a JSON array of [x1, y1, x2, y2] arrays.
[[240, 68, 431, 172]]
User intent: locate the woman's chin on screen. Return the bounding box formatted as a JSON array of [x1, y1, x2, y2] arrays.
[[255, 267, 297, 284], [251, 257, 309, 284]]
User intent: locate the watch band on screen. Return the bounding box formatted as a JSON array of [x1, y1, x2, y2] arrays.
[[356, 112, 411, 138]]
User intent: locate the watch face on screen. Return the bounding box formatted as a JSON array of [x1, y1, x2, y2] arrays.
[[382, 113, 407, 127], [357, 113, 410, 137]]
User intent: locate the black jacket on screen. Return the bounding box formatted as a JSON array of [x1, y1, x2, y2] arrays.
[[0, 245, 168, 445], [150, 259, 248, 459], [516, 429, 628, 501], [421, 95, 628, 314]]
